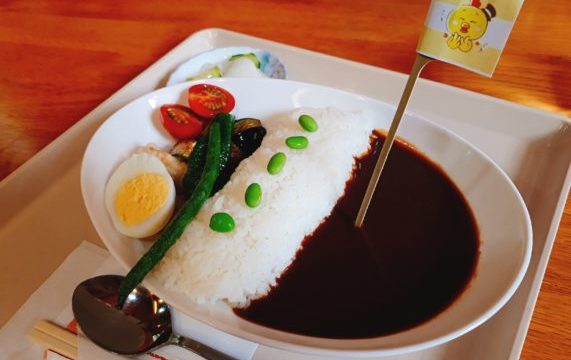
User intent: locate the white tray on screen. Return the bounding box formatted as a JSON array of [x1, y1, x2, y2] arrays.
[[0, 28, 569, 360]]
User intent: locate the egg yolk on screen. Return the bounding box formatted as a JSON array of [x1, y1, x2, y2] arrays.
[[114, 173, 169, 226]]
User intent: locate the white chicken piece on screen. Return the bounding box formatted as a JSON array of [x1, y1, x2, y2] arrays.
[[137, 144, 188, 189]]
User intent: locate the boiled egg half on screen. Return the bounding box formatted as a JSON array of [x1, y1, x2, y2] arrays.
[[105, 153, 175, 238]]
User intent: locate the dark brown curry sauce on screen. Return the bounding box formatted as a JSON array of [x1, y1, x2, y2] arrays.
[[234, 132, 479, 338]]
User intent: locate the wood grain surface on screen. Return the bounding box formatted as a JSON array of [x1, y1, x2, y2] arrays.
[[0, 0, 569, 358]]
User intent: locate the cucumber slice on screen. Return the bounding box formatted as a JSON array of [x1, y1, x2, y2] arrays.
[[229, 53, 261, 68], [186, 66, 223, 81]]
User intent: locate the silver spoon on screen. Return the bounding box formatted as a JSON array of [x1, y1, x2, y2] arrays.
[[72, 275, 236, 360]]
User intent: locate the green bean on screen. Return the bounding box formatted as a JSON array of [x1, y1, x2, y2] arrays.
[[182, 135, 207, 195], [215, 113, 235, 173], [118, 122, 222, 306], [182, 113, 234, 196]]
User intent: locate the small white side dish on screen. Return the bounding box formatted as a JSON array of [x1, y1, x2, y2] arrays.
[[166, 47, 286, 86], [81, 78, 532, 357]]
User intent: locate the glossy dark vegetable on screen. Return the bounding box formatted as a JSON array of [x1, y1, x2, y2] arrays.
[[232, 118, 267, 157], [211, 117, 267, 193]]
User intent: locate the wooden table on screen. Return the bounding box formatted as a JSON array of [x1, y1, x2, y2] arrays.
[[0, 0, 569, 358]]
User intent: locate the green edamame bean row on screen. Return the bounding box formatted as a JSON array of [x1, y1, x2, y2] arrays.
[[242, 114, 318, 212], [285, 114, 317, 149], [212, 114, 320, 232]]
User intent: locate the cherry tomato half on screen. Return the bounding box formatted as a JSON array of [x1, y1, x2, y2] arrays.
[[188, 84, 235, 119], [160, 104, 204, 140]]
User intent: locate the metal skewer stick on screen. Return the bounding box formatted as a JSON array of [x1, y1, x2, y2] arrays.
[[355, 53, 433, 228]]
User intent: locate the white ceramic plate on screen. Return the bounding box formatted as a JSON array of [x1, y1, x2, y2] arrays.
[[81, 78, 532, 357]]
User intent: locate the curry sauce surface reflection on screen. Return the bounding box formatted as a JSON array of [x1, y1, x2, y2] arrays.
[[235, 133, 479, 338]]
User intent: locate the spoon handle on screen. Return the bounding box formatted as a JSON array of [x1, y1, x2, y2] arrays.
[[169, 335, 238, 360]]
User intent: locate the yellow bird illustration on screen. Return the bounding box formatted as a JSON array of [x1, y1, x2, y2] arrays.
[[447, 0, 496, 52]]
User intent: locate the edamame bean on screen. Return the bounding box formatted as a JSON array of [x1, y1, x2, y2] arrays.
[[209, 212, 235, 232], [298, 114, 318, 132], [245, 183, 262, 208], [286, 136, 309, 149], [267, 152, 286, 175]]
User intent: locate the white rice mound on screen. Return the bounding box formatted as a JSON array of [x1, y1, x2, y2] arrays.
[[153, 107, 377, 306]]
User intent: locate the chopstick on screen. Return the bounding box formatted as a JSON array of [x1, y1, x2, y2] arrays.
[[27, 320, 77, 359]]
